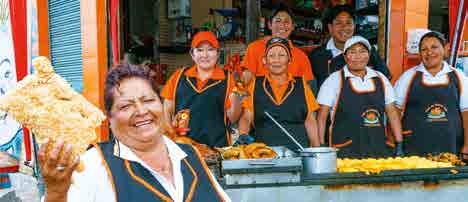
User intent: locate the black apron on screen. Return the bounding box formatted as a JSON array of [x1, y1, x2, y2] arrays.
[[402, 71, 463, 155], [95, 141, 225, 202], [174, 68, 230, 147], [330, 70, 391, 158], [308, 45, 392, 90], [253, 76, 309, 150], [309, 45, 391, 146]]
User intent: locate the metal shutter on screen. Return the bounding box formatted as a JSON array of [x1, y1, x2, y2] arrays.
[[48, 0, 83, 92]]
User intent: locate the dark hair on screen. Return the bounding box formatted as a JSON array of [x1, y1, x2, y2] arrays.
[[326, 4, 355, 25], [104, 63, 159, 114], [269, 2, 295, 23], [418, 31, 447, 51]]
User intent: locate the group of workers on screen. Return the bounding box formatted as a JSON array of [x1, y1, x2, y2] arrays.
[[38, 3, 468, 202], [160, 4, 468, 159]]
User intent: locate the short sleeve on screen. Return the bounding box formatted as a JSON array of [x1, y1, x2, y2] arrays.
[[240, 43, 260, 74], [303, 78, 320, 116], [160, 68, 184, 100], [316, 71, 341, 107], [377, 72, 396, 105], [454, 69, 468, 112], [393, 69, 416, 109]]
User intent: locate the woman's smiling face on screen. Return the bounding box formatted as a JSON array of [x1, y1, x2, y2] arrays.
[[344, 43, 370, 71], [109, 77, 164, 150], [265, 46, 290, 75], [419, 37, 445, 70], [191, 42, 219, 70]]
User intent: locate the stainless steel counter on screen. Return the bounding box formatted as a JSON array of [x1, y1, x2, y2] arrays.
[[226, 179, 468, 202], [223, 165, 468, 202]]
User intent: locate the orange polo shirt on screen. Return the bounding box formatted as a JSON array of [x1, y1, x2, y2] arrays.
[[160, 65, 234, 109], [242, 73, 320, 117], [240, 36, 315, 81]]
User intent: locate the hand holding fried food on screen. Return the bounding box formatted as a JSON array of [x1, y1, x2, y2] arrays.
[[0, 57, 106, 172], [337, 156, 453, 174], [222, 143, 277, 160]]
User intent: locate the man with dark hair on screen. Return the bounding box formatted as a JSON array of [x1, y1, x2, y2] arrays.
[[309, 4, 391, 89]]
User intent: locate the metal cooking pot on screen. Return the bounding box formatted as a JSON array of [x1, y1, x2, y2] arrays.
[[300, 147, 337, 177]]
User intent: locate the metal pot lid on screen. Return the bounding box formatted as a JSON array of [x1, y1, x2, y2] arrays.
[[301, 147, 338, 153]]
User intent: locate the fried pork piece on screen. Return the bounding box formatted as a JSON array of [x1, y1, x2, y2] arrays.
[[427, 152, 466, 166], [0, 57, 106, 170], [222, 143, 277, 160]]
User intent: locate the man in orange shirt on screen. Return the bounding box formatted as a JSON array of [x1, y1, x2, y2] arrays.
[[240, 3, 317, 93], [161, 31, 242, 147], [238, 37, 320, 149]]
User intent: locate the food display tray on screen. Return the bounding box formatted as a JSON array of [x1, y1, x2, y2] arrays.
[[221, 146, 302, 185]]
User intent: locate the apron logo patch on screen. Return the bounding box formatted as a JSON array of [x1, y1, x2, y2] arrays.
[[361, 109, 381, 127], [425, 104, 448, 122]]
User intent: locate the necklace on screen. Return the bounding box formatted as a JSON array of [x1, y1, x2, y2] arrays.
[[155, 163, 171, 173], [154, 153, 172, 174]]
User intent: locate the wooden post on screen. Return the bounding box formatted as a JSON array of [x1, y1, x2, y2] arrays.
[[246, 0, 259, 43], [153, 0, 160, 63], [378, 0, 387, 60]]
